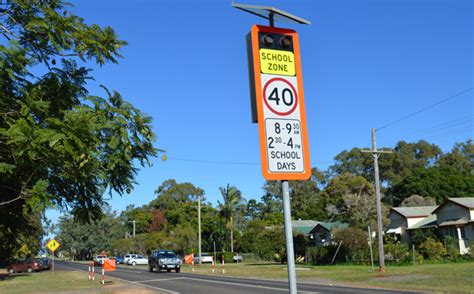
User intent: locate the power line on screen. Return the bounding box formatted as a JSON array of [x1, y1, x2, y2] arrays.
[[378, 115, 473, 144], [166, 157, 334, 166], [376, 87, 474, 131], [422, 126, 473, 141]]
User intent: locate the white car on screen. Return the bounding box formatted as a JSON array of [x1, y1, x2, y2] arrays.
[[124, 253, 138, 264], [94, 254, 108, 265], [127, 255, 148, 266], [193, 253, 213, 264]]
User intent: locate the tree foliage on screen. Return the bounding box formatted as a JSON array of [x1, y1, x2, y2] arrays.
[[0, 0, 157, 260]]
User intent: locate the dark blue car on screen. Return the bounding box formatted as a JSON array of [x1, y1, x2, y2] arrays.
[[113, 256, 124, 264]]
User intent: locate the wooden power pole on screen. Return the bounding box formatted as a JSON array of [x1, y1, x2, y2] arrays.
[[362, 128, 392, 272]]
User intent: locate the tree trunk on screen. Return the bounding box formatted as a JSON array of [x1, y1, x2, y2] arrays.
[[230, 216, 234, 253]]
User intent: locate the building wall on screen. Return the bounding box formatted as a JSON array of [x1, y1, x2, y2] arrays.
[[407, 217, 427, 228], [436, 202, 470, 223], [389, 212, 407, 229], [389, 212, 410, 244], [470, 209, 474, 221], [466, 223, 474, 250]]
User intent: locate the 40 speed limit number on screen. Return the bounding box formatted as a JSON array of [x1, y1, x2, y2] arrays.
[[261, 75, 306, 173]]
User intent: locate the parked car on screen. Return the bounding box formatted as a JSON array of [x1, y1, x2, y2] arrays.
[[127, 255, 148, 266], [34, 258, 52, 270], [94, 254, 108, 265], [148, 252, 181, 273], [193, 253, 213, 264], [113, 256, 125, 264], [124, 253, 139, 264], [7, 260, 41, 274], [151, 249, 175, 256], [233, 254, 243, 263]]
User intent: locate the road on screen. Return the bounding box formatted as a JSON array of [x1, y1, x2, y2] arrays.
[[56, 261, 420, 294]]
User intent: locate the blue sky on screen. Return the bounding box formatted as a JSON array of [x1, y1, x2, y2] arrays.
[[47, 0, 472, 223]]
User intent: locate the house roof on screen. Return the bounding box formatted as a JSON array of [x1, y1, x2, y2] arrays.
[[448, 198, 474, 209], [316, 221, 349, 231], [391, 206, 437, 218], [408, 214, 438, 229], [291, 220, 320, 234], [438, 219, 470, 227], [432, 197, 474, 214]]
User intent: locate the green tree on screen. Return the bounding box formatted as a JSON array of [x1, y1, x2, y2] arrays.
[[263, 168, 326, 220], [391, 166, 474, 205], [57, 208, 125, 259], [218, 184, 245, 253], [0, 0, 158, 260], [320, 173, 383, 228], [400, 194, 436, 207], [436, 140, 473, 173]]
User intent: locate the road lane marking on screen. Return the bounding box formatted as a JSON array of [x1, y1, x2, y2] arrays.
[[110, 275, 180, 294], [184, 277, 289, 292], [57, 262, 180, 294], [133, 277, 185, 283]]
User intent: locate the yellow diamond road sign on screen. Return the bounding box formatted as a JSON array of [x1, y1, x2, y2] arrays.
[[46, 238, 60, 252]]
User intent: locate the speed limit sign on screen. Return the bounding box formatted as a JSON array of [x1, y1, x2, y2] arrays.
[[247, 25, 311, 180]]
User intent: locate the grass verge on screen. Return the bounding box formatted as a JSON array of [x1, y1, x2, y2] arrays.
[[0, 269, 124, 293], [182, 261, 474, 293]]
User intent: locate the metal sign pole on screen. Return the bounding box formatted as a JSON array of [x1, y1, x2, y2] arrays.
[[368, 226, 374, 272], [52, 253, 55, 274], [282, 180, 297, 294]]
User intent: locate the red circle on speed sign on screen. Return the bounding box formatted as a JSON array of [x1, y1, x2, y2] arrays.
[[262, 77, 299, 116]]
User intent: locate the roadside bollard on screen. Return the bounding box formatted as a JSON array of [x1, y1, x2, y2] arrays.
[[88, 261, 91, 280], [222, 255, 225, 275], [92, 261, 95, 281], [211, 256, 215, 273], [191, 253, 195, 272], [101, 266, 105, 285]]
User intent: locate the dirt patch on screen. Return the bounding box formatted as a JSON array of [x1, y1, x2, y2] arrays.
[[47, 282, 157, 293], [371, 274, 432, 282]]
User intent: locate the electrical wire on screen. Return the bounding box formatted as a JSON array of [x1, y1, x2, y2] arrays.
[[378, 115, 473, 144], [422, 126, 473, 141], [376, 87, 474, 131]]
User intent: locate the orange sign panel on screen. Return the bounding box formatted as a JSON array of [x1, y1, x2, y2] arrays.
[[247, 25, 311, 180], [103, 259, 116, 272]]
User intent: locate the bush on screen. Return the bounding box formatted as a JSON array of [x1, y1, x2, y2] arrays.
[[384, 242, 410, 262], [215, 252, 234, 263], [419, 238, 447, 260], [306, 245, 342, 265], [332, 227, 369, 262], [444, 236, 460, 260]]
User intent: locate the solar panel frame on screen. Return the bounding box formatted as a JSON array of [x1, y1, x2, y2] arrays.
[[232, 2, 311, 25]]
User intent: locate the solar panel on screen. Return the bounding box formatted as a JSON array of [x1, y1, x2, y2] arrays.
[[232, 2, 311, 25]]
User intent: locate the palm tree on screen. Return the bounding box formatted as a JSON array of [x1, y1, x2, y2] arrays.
[[218, 184, 245, 253]]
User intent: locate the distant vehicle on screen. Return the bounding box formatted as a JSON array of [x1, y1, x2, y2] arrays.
[[148, 252, 181, 273], [127, 255, 148, 266], [233, 254, 243, 263], [94, 254, 108, 265], [193, 253, 213, 264], [113, 256, 125, 264], [7, 260, 41, 274], [124, 253, 138, 264]]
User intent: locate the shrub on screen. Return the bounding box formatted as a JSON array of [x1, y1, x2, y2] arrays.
[[384, 242, 410, 262], [444, 236, 460, 260], [215, 252, 234, 263], [419, 238, 447, 260], [333, 227, 369, 262], [306, 245, 342, 265]]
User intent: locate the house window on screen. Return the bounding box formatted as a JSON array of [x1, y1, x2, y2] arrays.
[[460, 226, 466, 239]]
